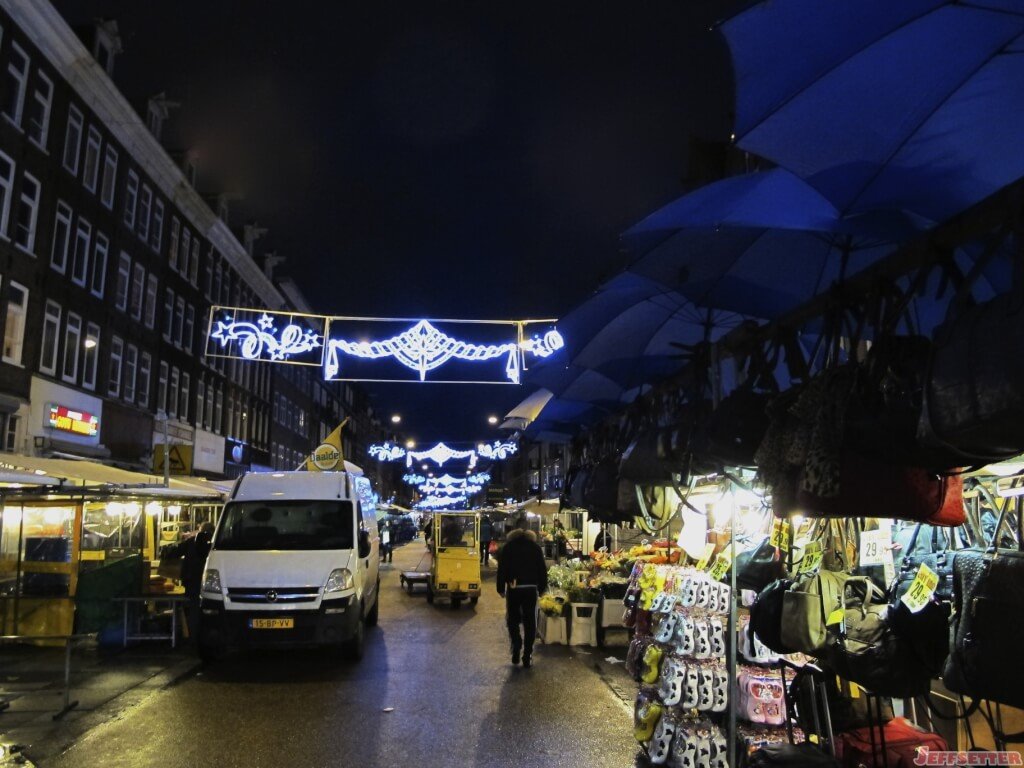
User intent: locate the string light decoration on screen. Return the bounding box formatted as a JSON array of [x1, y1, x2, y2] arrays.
[[369, 443, 406, 461], [206, 307, 564, 384], [402, 473, 427, 485], [406, 442, 477, 468], [476, 439, 518, 460], [416, 473, 489, 496], [325, 320, 563, 384], [209, 313, 322, 361], [416, 494, 469, 510]]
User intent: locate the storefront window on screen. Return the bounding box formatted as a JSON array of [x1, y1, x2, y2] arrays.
[[0, 504, 75, 599]]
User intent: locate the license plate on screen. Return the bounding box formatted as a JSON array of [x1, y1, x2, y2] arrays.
[[249, 618, 294, 629]]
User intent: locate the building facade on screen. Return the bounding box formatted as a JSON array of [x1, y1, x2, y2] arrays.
[[0, 1, 384, 484]]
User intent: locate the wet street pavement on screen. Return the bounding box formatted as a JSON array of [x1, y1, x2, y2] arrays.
[[45, 543, 640, 768]]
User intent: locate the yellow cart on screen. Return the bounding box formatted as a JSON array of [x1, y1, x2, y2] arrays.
[[426, 513, 481, 609]]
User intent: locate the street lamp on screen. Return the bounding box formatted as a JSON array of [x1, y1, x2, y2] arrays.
[[83, 337, 97, 349], [391, 414, 401, 424], [405, 439, 415, 449], [487, 415, 499, 425]]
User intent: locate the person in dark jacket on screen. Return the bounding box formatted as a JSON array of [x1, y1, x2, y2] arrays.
[[496, 517, 548, 667], [182, 523, 214, 642], [479, 514, 494, 566]]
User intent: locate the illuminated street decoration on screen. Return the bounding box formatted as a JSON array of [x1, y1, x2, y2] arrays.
[[209, 312, 322, 362], [402, 473, 428, 485], [325, 321, 564, 384], [369, 443, 406, 461], [477, 439, 518, 460], [406, 442, 477, 468], [206, 307, 563, 384], [416, 494, 469, 510], [416, 472, 490, 496]]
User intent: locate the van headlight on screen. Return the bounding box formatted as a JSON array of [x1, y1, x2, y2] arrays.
[[202, 568, 223, 595], [324, 568, 354, 593]]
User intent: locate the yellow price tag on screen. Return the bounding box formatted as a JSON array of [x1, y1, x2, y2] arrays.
[[695, 543, 716, 571], [900, 562, 940, 613], [799, 541, 824, 575], [770, 519, 792, 552], [826, 607, 846, 627], [708, 549, 733, 582]]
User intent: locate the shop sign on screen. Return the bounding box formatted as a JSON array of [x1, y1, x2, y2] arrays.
[[193, 429, 225, 474], [47, 404, 99, 437], [310, 443, 341, 471], [153, 444, 194, 476], [227, 438, 250, 467]]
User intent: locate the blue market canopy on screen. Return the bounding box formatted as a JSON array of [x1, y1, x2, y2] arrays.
[[721, 0, 1024, 223], [622, 169, 915, 319]]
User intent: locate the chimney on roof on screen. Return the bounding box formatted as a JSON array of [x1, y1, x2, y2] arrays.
[[146, 92, 180, 143], [92, 19, 123, 77], [263, 251, 286, 281], [243, 223, 268, 259]]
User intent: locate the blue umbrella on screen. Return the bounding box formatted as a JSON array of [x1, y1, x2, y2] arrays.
[[721, 0, 1024, 223], [622, 169, 913, 319]]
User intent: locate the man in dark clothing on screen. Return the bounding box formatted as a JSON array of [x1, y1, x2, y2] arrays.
[[496, 518, 548, 667], [182, 523, 214, 642], [479, 514, 494, 566]]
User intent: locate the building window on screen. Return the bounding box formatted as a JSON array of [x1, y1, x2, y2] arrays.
[[138, 352, 151, 407], [0, 151, 13, 238], [184, 305, 195, 354], [39, 300, 61, 375], [150, 199, 163, 251], [63, 105, 83, 175], [179, 373, 190, 422], [162, 287, 173, 341], [137, 184, 151, 241], [50, 200, 72, 273], [13, 172, 40, 254], [179, 228, 191, 276], [82, 126, 101, 192], [124, 343, 137, 402], [168, 367, 179, 418], [62, 312, 82, 383], [168, 216, 179, 271], [123, 170, 138, 228], [82, 322, 99, 390], [2, 280, 28, 365], [190, 238, 201, 285], [144, 274, 158, 329], [70, 216, 91, 286], [213, 262, 222, 305], [27, 71, 53, 149], [100, 145, 117, 208], [108, 335, 123, 397], [4, 414, 19, 453], [157, 361, 168, 413], [215, 386, 223, 434], [130, 262, 145, 320], [196, 378, 205, 429], [115, 252, 130, 311], [90, 233, 108, 298], [205, 381, 214, 429], [203, 251, 213, 298], [174, 296, 185, 347], [3, 43, 30, 127]]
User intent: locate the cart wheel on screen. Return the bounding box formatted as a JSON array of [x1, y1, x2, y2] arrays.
[[451, 598, 461, 610]]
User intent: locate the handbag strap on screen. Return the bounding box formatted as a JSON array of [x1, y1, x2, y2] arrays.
[[986, 485, 1024, 555]]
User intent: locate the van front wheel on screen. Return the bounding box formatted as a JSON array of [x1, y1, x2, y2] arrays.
[[365, 585, 380, 627], [343, 614, 365, 661]]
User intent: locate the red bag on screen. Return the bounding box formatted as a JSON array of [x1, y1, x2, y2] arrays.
[[798, 452, 965, 524], [835, 717, 947, 768], [488, 540, 498, 555]]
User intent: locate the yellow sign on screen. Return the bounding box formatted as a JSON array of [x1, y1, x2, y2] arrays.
[[708, 549, 733, 582], [695, 543, 716, 571], [153, 444, 193, 475], [305, 419, 349, 472], [770, 518, 791, 552], [901, 562, 940, 613], [799, 541, 824, 575]]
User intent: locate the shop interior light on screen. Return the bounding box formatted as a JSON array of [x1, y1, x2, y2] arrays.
[[106, 502, 124, 518], [43, 508, 64, 526], [145, 502, 162, 516], [124, 502, 141, 519], [167, 505, 182, 516]]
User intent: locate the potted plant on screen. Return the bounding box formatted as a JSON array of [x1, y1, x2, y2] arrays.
[[538, 590, 568, 644]]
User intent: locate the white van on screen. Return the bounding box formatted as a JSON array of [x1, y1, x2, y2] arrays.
[[198, 470, 380, 661]]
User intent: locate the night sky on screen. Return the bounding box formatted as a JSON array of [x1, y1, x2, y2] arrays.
[[53, 0, 737, 443]]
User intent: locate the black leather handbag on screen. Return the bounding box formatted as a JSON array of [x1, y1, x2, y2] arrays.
[[747, 743, 839, 767], [749, 578, 797, 655], [944, 497, 1024, 708], [696, 388, 772, 469], [890, 524, 959, 603], [619, 427, 681, 485], [734, 537, 785, 593], [920, 266, 1024, 465]]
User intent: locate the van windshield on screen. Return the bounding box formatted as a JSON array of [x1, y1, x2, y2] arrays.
[[215, 500, 354, 551]]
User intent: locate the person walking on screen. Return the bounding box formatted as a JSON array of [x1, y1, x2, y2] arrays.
[[479, 514, 494, 566], [182, 522, 214, 643], [496, 516, 548, 668], [380, 520, 393, 563]]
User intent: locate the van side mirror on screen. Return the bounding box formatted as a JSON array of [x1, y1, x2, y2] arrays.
[[358, 530, 371, 559]]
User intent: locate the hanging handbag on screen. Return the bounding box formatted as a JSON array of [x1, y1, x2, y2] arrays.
[[780, 570, 849, 656], [734, 537, 785, 593], [620, 427, 682, 485], [749, 578, 797, 655], [890, 524, 958, 603], [748, 743, 840, 767], [943, 496, 1024, 708], [697, 388, 773, 469], [835, 717, 947, 768]]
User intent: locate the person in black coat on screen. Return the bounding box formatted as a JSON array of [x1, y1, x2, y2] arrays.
[[496, 518, 548, 667], [182, 522, 214, 643]]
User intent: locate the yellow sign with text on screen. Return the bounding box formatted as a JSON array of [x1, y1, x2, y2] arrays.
[[305, 419, 349, 472]]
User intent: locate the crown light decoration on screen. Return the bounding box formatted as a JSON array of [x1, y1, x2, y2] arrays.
[[476, 439, 518, 460], [206, 307, 563, 385], [370, 440, 518, 468]]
